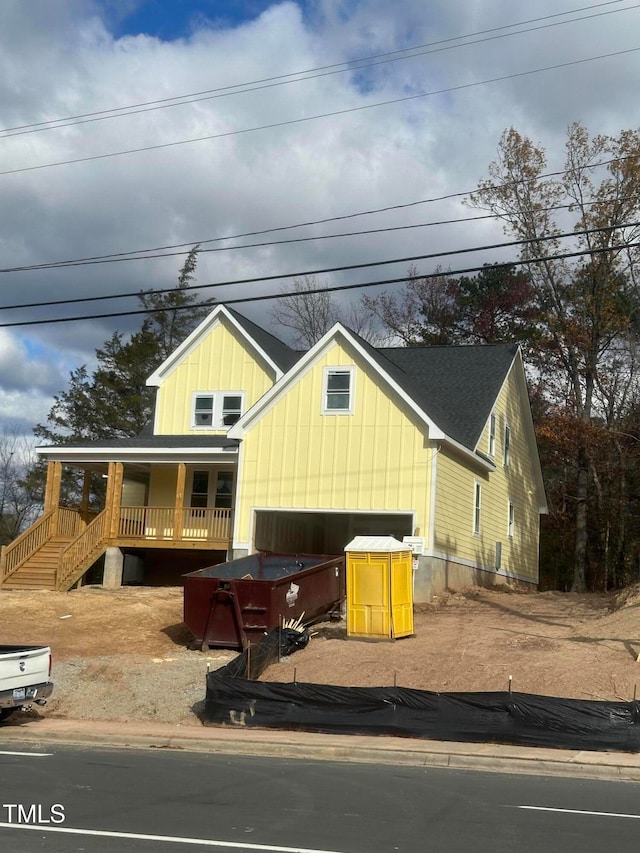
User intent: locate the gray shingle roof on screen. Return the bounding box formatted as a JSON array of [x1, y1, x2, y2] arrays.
[[379, 344, 518, 449], [226, 306, 301, 372]]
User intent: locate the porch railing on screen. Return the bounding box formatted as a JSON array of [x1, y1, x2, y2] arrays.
[[118, 506, 232, 541]]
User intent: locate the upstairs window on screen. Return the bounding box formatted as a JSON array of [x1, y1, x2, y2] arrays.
[[192, 392, 245, 429], [489, 412, 496, 457], [193, 395, 214, 427], [504, 423, 511, 468], [323, 367, 354, 414], [221, 395, 243, 427]]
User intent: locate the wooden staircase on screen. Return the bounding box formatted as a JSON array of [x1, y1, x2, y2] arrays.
[[0, 507, 107, 592], [1, 537, 71, 590]]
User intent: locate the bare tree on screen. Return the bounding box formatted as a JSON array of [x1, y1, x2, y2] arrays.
[[0, 430, 40, 545], [271, 276, 386, 347], [270, 276, 337, 348]]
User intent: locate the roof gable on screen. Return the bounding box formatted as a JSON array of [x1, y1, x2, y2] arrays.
[[146, 304, 299, 387], [229, 323, 518, 460]]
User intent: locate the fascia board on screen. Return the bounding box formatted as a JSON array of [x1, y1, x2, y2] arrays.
[[35, 446, 238, 464], [146, 305, 282, 387], [229, 323, 448, 440]]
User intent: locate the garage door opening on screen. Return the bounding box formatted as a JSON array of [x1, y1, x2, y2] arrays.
[[254, 511, 413, 555]]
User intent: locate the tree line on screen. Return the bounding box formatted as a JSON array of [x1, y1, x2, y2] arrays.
[[6, 123, 640, 594]]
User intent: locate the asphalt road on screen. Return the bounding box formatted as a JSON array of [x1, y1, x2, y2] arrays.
[[1, 745, 640, 852]]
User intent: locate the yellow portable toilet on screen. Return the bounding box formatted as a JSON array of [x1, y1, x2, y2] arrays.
[[344, 536, 414, 640]]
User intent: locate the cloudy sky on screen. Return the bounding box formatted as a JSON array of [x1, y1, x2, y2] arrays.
[[1, 0, 639, 437]]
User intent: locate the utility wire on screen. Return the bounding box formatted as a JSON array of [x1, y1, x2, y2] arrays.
[[2, 240, 638, 329], [3, 158, 639, 274], [2, 45, 639, 178], [2, 221, 637, 314], [0, 0, 639, 137], [0, 2, 634, 139]]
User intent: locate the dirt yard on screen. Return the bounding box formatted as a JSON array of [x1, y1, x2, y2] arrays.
[[1, 584, 640, 727]]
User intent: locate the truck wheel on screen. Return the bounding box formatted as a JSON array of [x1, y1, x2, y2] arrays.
[[0, 708, 16, 722]]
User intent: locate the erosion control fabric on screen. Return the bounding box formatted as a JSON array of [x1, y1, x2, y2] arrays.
[[203, 629, 640, 752]]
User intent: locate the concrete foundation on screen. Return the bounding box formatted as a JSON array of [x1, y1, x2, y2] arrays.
[[103, 547, 124, 588], [412, 555, 536, 603]]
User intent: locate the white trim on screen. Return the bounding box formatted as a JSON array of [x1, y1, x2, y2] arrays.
[[428, 443, 439, 551], [231, 441, 246, 549], [507, 498, 515, 539], [35, 447, 238, 464], [146, 305, 283, 387], [473, 480, 482, 536], [229, 324, 446, 440], [190, 390, 245, 430], [321, 366, 355, 415]]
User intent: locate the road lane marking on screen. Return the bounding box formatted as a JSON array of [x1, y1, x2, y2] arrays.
[[0, 822, 347, 852], [519, 805, 640, 820], [0, 751, 52, 757]]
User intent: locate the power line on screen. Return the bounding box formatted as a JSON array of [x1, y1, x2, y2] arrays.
[[2, 240, 638, 329], [2, 46, 639, 178], [2, 221, 637, 317], [3, 162, 639, 274], [0, 1, 629, 138]]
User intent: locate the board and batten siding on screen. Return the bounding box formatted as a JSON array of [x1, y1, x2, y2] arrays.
[[153, 318, 276, 435], [434, 362, 540, 582], [235, 340, 434, 547]]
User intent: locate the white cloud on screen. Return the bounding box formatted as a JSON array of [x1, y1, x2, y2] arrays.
[[1, 0, 639, 432]]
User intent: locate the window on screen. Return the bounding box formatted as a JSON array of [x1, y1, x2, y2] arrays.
[[508, 500, 515, 538], [215, 471, 234, 508], [193, 395, 214, 427], [221, 395, 243, 427], [323, 367, 354, 414], [190, 470, 234, 509], [473, 482, 482, 535], [192, 392, 245, 429], [489, 413, 496, 457], [504, 423, 511, 468], [190, 470, 209, 508]]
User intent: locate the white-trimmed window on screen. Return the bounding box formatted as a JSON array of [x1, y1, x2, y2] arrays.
[[473, 482, 482, 536], [489, 412, 496, 457], [193, 394, 214, 427], [192, 392, 245, 429], [508, 500, 515, 538], [504, 422, 511, 468], [322, 367, 355, 414]]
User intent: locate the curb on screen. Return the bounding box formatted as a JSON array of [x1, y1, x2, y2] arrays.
[[2, 720, 640, 782]]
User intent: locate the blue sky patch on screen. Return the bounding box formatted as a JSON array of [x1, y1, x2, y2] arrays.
[[104, 0, 305, 40]]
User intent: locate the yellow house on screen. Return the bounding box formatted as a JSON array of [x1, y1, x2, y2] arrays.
[[0, 304, 546, 599]]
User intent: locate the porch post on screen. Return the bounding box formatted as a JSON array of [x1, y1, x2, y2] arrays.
[[79, 470, 92, 524], [174, 462, 186, 541], [109, 462, 124, 539], [43, 461, 62, 513]]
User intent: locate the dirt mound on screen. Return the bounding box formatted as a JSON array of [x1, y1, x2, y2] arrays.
[[2, 584, 640, 727]]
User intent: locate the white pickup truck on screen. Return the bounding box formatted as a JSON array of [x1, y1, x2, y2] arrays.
[[0, 645, 53, 721]]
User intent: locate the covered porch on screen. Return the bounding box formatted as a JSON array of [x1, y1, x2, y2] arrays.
[[1, 436, 239, 590]]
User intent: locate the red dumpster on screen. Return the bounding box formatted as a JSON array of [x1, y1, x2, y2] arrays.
[[183, 552, 345, 650]]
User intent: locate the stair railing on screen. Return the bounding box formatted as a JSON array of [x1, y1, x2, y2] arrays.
[[57, 509, 108, 591]]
